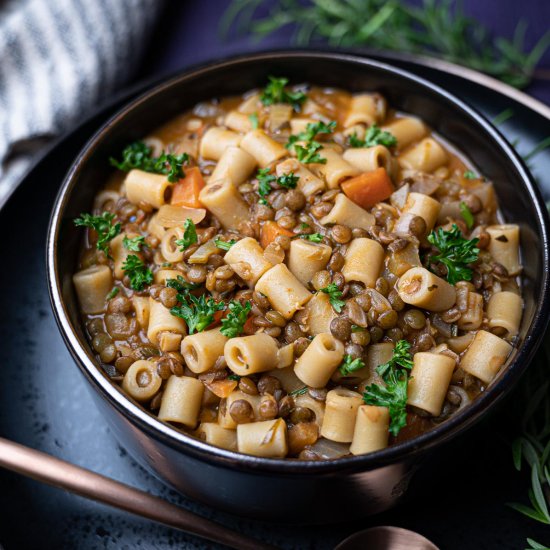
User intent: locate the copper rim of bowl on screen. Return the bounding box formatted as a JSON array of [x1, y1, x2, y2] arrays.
[[46, 50, 550, 474]]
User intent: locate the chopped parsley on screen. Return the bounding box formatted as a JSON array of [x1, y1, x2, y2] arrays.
[[260, 76, 307, 111], [215, 238, 237, 251], [123, 235, 147, 252], [319, 283, 345, 313], [256, 167, 276, 205], [463, 170, 478, 180], [74, 212, 121, 257], [277, 172, 299, 189], [166, 275, 201, 293], [296, 142, 325, 163], [363, 340, 414, 436], [228, 374, 241, 381], [300, 222, 310, 230], [248, 113, 259, 129], [122, 255, 153, 291], [427, 224, 480, 284], [339, 354, 366, 376], [349, 125, 397, 148], [106, 287, 120, 300], [300, 233, 324, 243], [289, 386, 308, 396], [220, 300, 252, 338], [175, 218, 198, 251], [109, 141, 189, 182], [459, 201, 475, 229], [375, 340, 413, 379], [170, 293, 224, 334]]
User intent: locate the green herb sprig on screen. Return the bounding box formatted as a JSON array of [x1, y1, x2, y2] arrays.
[[256, 168, 300, 204], [220, 301, 252, 338], [175, 219, 198, 251], [260, 76, 307, 111], [319, 283, 345, 313], [339, 355, 366, 376], [459, 202, 474, 229], [286, 120, 336, 164], [427, 224, 480, 284], [362, 340, 413, 436], [166, 275, 201, 293], [222, 0, 550, 89], [215, 238, 237, 251], [300, 233, 323, 243], [74, 212, 121, 257], [123, 235, 147, 252], [122, 255, 153, 291], [349, 125, 397, 148], [170, 293, 224, 334], [289, 386, 308, 396], [110, 141, 189, 182]]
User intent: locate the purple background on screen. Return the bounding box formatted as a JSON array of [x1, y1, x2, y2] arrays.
[[137, 0, 550, 106]]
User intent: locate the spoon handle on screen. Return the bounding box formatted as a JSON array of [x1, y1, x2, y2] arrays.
[[0, 437, 278, 550]]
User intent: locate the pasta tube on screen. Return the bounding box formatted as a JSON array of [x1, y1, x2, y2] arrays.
[[276, 158, 325, 197], [73, 264, 113, 314], [287, 239, 332, 285], [350, 405, 390, 455], [397, 267, 456, 311], [255, 264, 312, 319], [320, 193, 375, 230], [240, 129, 287, 167], [237, 418, 288, 458], [294, 333, 344, 388], [199, 127, 242, 161], [312, 148, 360, 189], [304, 292, 337, 336], [460, 330, 512, 384], [343, 146, 395, 176], [122, 360, 162, 402], [199, 178, 249, 230], [398, 137, 448, 173], [158, 375, 204, 428], [320, 388, 363, 442], [224, 333, 279, 376], [208, 146, 257, 187], [147, 297, 186, 346], [181, 328, 228, 374], [487, 291, 523, 337], [341, 237, 385, 288], [407, 352, 456, 416], [487, 224, 521, 275], [223, 237, 272, 287], [393, 192, 441, 236], [382, 117, 426, 149], [124, 170, 171, 209], [197, 422, 237, 451]]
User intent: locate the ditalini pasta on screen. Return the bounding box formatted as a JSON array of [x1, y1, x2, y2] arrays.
[[74, 77, 523, 460]]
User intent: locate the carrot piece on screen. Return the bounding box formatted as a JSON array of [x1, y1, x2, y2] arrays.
[[341, 167, 394, 210], [205, 379, 238, 398], [171, 167, 205, 208], [260, 220, 295, 249]]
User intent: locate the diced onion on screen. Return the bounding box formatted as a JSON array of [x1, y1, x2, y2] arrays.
[[188, 239, 218, 264], [156, 205, 206, 228], [309, 437, 350, 459]]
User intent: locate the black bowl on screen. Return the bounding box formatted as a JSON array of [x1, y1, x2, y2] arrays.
[[47, 51, 550, 523]]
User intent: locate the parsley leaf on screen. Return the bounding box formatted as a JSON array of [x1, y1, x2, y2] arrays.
[[376, 340, 413, 379], [220, 300, 252, 338], [459, 201, 474, 229], [463, 170, 478, 180], [170, 293, 224, 334], [320, 282, 345, 313], [363, 339, 413, 436], [215, 237, 237, 251], [260, 76, 307, 111], [349, 125, 397, 148], [74, 212, 121, 257], [277, 172, 299, 189], [110, 141, 189, 182], [339, 354, 366, 376], [175, 218, 198, 251], [295, 141, 326, 163], [123, 235, 147, 252], [256, 168, 276, 203], [228, 374, 241, 381], [363, 368, 409, 437], [166, 275, 201, 293], [122, 255, 153, 291], [300, 233, 324, 243], [427, 224, 480, 284], [249, 113, 259, 129]]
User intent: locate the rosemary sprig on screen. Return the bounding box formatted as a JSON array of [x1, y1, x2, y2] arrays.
[[221, 0, 550, 89]]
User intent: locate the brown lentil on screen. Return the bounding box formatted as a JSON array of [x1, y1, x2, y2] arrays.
[[331, 224, 352, 244], [229, 399, 254, 424], [330, 317, 352, 341]]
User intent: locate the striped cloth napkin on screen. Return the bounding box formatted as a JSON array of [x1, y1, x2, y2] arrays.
[[0, 0, 163, 205]]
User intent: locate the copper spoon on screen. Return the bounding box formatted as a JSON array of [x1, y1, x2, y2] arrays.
[[335, 525, 439, 549], [0, 437, 278, 550]]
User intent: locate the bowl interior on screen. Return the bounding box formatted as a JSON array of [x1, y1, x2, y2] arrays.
[[49, 51, 550, 471]]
